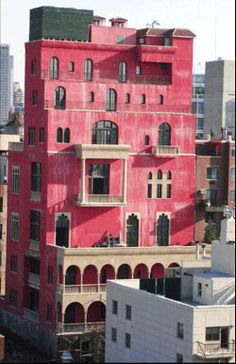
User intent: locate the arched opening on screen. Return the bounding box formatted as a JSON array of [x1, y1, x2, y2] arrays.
[[134, 264, 148, 279], [136, 65, 141, 75], [168, 262, 180, 268], [84, 59, 93, 81], [117, 264, 132, 279], [92, 121, 118, 145], [64, 128, 70, 143], [56, 214, 69, 248], [64, 302, 85, 324], [69, 61, 75, 72], [118, 61, 127, 83], [158, 123, 171, 146], [50, 57, 59, 79], [65, 265, 81, 285], [126, 214, 139, 247], [148, 172, 152, 179], [156, 214, 170, 246], [55, 86, 65, 109], [106, 89, 117, 111], [89, 92, 94, 103], [150, 263, 165, 278], [87, 301, 106, 322], [157, 170, 163, 179], [83, 265, 98, 285], [125, 93, 130, 104], [141, 94, 146, 104], [100, 264, 115, 284], [158, 95, 164, 105], [57, 127, 63, 143], [167, 171, 172, 180]]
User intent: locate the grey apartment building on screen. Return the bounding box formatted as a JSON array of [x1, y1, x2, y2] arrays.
[[0, 44, 13, 126]]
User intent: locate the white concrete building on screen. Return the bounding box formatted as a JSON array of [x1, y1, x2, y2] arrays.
[[105, 217, 235, 363], [0, 44, 13, 126]]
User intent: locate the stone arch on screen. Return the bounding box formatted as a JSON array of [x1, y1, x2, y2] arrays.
[[168, 262, 180, 268], [150, 263, 165, 278], [64, 302, 85, 324], [65, 265, 81, 285], [117, 264, 132, 279], [100, 264, 115, 284], [134, 263, 149, 279], [87, 301, 106, 322], [83, 265, 98, 285]]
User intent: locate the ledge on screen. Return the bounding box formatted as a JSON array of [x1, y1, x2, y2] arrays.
[[75, 144, 130, 159]]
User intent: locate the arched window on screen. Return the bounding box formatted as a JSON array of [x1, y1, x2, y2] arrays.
[[145, 135, 150, 145], [141, 94, 146, 104], [136, 65, 141, 75], [148, 172, 152, 179], [125, 93, 130, 104], [50, 57, 59, 79], [167, 171, 172, 180], [106, 89, 117, 111], [84, 59, 93, 81], [89, 92, 94, 103], [118, 61, 127, 83], [157, 214, 170, 246], [55, 87, 66, 109], [57, 128, 63, 143], [64, 128, 70, 143], [56, 214, 69, 248], [92, 121, 118, 144], [126, 214, 139, 247], [32, 91, 38, 106], [158, 95, 164, 105], [157, 170, 163, 179], [69, 61, 75, 72], [158, 123, 171, 146]]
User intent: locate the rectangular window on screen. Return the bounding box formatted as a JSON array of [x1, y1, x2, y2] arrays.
[[10, 290, 17, 307], [30, 210, 40, 242], [232, 146, 235, 157], [30, 258, 40, 275], [39, 127, 45, 143], [111, 327, 117, 342], [31, 162, 41, 192], [11, 213, 19, 241], [157, 184, 162, 198], [177, 322, 184, 339], [47, 303, 52, 322], [206, 327, 220, 341], [207, 167, 218, 180], [28, 127, 35, 146], [145, 135, 149, 145], [147, 184, 152, 198], [112, 300, 118, 315], [12, 166, 20, 193], [31, 59, 37, 75], [125, 333, 131, 348], [32, 91, 38, 106], [192, 102, 197, 114], [160, 63, 168, 70], [231, 168, 235, 180], [47, 266, 53, 285], [10, 255, 18, 272], [0, 224, 2, 239], [167, 184, 172, 198], [197, 282, 202, 297], [176, 353, 183, 363], [198, 102, 205, 114], [206, 189, 217, 204], [197, 118, 204, 130], [0, 197, 3, 212], [126, 305, 132, 320]]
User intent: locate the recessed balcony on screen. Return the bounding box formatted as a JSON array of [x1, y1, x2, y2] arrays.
[[56, 322, 105, 334], [195, 341, 235, 360], [152, 145, 179, 157], [28, 272, 40, 289]]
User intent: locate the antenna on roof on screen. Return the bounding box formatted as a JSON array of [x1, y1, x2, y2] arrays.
[[146, 19, 160, 28]]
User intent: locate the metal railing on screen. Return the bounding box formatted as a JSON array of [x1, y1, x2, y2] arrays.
[[23, 308, 39, 322], [29, 239, 40, 252], [57, 284, 107, 294], [28, 272, 40, 287], [41, 69, 171, 85], [195, 341, 235, 359], [9, 142, 24, 152], [56, 322, 106, 334]]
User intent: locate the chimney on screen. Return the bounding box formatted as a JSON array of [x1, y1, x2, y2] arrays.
[[109, 17, 127, 28]]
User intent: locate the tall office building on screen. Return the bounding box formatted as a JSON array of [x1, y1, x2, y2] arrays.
[[192, 73, 205, 139], [204, 60, 235, 139], [1, 6, 196, 356], [0, 44, 14, 126]]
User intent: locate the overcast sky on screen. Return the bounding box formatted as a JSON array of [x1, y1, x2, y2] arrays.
[[0, 0, 235, 87]]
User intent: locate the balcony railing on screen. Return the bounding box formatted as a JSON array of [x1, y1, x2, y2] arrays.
[[44, 100, 191, 114], [28, 272, 40, 288], [76, 194, 125, 207], [23, 308, 39, 322], [57, 284, 107, 294], [9, 142, 24, 152], [195, 341, 235, 359], [41, 69, 171, 85], [29, 239, 40, 252], [56, 322, 106, 334], [152, 145, 180, 156]]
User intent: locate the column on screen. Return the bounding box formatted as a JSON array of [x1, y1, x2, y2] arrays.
[[122, 159, 128, 204], [81, 158, 86, 203]]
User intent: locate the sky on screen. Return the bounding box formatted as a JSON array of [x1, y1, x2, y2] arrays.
[[0, 0, 235, 88]]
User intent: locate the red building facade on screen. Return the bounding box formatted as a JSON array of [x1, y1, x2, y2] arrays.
[[3, 7, 196, 355]]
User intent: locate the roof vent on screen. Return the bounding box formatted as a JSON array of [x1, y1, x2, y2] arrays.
[[93, 15, 106, 26]]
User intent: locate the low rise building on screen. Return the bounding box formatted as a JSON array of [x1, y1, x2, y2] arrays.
[[105, 217, 235, 363]]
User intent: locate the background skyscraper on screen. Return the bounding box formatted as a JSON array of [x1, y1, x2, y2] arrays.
[[0, 44, 13, 126]]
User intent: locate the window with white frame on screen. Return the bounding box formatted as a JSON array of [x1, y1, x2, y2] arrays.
[[12, 167, 20, 193], [207, 167, 218, 180]]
